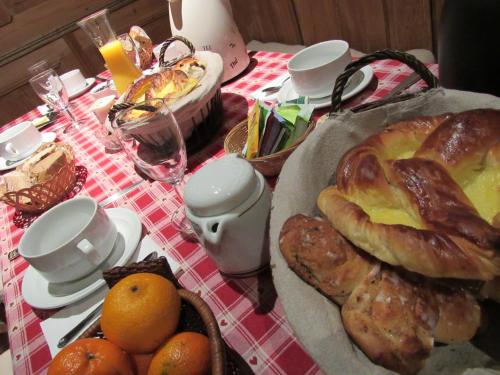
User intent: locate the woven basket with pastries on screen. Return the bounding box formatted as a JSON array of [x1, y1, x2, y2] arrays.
[[0, 142, 75, 213], [271, 50, 500, 375], [109, 36, 224, 154]]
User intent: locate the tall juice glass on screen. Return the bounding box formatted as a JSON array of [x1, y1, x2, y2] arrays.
[[77, 9, 141, 95]]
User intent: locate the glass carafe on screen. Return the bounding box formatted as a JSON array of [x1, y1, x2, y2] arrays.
[[77, 9, 141, 95]]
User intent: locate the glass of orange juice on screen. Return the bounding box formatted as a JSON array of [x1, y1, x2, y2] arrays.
[[77, 9, 141, 95]]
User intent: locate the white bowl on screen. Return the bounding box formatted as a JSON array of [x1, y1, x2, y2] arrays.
[[288, 40, 351, 98]]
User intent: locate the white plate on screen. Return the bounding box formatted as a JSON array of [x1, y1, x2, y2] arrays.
[[22, 208, 142, 309], [277, 66, 374, 110], [0, 132, 57, 171], [68, 78, 96, 100]]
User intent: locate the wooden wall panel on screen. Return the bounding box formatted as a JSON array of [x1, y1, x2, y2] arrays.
[[384, 0, 433, 51], [337, 0, 387, 52], [292, 0, 387, 52], [292, 0, 342, 46], [230, 0, 302, 45], [0, 0, 113, 54]]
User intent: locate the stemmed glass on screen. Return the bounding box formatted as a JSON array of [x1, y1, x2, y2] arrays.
[[111, 98, 193, 235], [29, 69, 81, 134]]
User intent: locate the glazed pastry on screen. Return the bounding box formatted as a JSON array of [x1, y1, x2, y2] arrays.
[[318, 109, 500, 280]]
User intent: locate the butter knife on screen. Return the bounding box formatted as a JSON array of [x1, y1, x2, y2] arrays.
[[57, 250, 158, 348], [384, 72, 421, 99]]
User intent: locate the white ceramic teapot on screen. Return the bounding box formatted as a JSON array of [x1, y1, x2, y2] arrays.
[[167, 0, 250, 82], [184, 154, 271, 276]]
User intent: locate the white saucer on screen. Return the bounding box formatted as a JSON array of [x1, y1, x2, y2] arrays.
[[277, 65, 374, 109], [0, 132, 57, 171], [22, 208, 142, 309], [68, 78, 96, 100]]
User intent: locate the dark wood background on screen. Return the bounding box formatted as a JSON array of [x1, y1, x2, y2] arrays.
[[0, 0, 445, 125]]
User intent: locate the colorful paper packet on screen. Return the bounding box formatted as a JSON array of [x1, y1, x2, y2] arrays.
[[244, 101, 313, 159]]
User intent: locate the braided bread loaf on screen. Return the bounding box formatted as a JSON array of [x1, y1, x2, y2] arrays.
[[318, 109, 500, 280], [279, 214, 481, 375]]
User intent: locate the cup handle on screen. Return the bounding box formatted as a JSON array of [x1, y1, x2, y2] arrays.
[[77, 239, 101, 265], [5, 143, 19, 158]]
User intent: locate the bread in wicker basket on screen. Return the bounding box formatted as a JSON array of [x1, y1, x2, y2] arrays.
[[79, 256, 226, 375], [0, 143, 76, 213], [224, 119, 315, 177]]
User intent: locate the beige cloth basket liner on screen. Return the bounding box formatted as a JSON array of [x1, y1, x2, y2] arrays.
[[270, 88, 500, 375]]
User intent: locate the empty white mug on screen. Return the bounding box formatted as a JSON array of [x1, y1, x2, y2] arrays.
[[0, 121, 42, 161], [288, 40, 351, 98], [19, 196, 118, 283], [60, 69, 87, 96]]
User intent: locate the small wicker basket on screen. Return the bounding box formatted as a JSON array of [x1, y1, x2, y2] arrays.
[[1, 159, 76, 213], [79, 256, 226, 375], [224, 119, 315, 177]]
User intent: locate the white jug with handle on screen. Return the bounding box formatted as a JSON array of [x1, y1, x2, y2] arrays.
[[184, 154, 271, 277], [167, 0, 250, 82]]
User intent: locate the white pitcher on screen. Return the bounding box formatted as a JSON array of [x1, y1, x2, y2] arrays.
[[184, 154, 271, 276], [167, 0, 250, 82]]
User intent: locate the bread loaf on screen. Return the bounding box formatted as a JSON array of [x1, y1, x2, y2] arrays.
[[129, 26, 153, 69], [318, 109, 500, 280], [279, 214, 482, 374], [0, 142, 73, 200]]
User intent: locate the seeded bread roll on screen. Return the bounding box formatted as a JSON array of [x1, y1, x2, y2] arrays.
[[279, 214, 482, 374]]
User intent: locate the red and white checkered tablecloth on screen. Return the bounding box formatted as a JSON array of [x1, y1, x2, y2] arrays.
[[0, 51, 438, 375]]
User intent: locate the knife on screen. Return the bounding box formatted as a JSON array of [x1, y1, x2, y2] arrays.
[[384, 72, 421, 99], [98, 180, 144, 208], [57, 251, 158, 348]]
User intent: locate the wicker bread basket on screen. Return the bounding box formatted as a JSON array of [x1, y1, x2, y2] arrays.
[[79, 256, 226, 375], [1, 158, 76, 213], [109, 36, 225, 155], [224, 120, 315, 177]]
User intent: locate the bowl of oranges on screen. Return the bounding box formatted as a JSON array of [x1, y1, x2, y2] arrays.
[[47, 257, 225, 375]]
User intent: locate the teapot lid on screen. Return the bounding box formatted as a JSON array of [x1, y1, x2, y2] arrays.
[[184, 154, 258, 217]]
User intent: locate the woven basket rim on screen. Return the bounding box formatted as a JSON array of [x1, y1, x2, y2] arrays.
[[0, 158, 76, 213], [223, 119, 315, 161], [79, 289, 225, 374]]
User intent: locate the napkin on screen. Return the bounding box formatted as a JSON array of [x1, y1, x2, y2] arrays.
[[249, 73, 290, 102], [40, 235, 181, 357]]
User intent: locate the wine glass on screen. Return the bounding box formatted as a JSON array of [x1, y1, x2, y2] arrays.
[[111, 98, 193, 235], [29, 68, 81, 134]]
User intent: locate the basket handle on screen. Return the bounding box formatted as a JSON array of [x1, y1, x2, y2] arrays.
[[159, 35, 196, 68], [329, 49, 439, 115]]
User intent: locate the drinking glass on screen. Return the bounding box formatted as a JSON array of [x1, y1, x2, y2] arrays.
[[28, 60, 50, 76], [111, 98, 193, 235], [29, 69, 81, 134]]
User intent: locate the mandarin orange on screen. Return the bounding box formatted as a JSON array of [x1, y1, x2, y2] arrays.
[[101, 273, 181, 354], [47, 338, 134, 375], [147, 332, 211, 375]]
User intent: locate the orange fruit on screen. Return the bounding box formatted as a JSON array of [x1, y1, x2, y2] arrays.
[[48, 338, 134, 375], [147, 332, 211, 375], [131, 353, 154, 375], [101, 273, 181, 354]]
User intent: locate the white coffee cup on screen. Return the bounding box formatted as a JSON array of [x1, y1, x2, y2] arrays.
[[288, 40, 351, 98], [19, 196, 118, 283], [60, 69, 87, 96], [0, 121, 42, 161]]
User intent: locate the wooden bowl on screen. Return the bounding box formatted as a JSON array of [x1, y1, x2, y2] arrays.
[[1, 159, 76, 213], [224, 119, 315, 177], [79, 257, 226, 375]]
